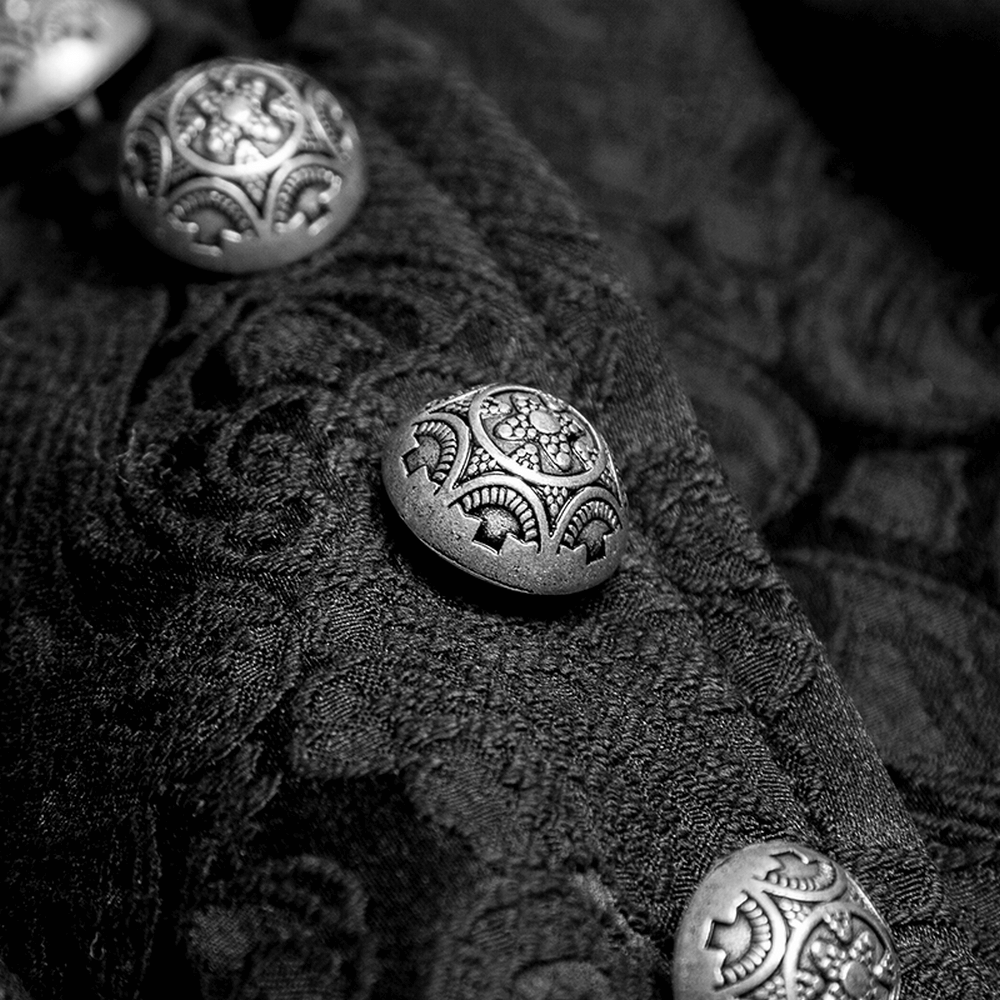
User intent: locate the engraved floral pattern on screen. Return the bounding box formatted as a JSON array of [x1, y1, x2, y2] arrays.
[[177, 69, 299, 166], [800, 913, 897, 1000], [484, 389, 597, 476]]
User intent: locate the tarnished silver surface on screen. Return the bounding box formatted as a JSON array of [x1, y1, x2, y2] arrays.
[[382, 384, 628, 595], [0, 0, 151, 135], [119, 57, 366, 272], [674, 841, 900, 1000]]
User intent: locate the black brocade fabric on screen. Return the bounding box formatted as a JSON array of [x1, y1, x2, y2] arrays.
[[1, 2, 998, 999]]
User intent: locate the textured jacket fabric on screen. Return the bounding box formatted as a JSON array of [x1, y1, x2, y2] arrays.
[[1, 1, 998, 998]]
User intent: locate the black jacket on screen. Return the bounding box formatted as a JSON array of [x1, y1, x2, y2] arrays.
[[2, 1, 998, 997]]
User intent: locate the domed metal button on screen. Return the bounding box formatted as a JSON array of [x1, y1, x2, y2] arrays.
[[382, 384, 628, 595], [0, 0, 152, 136], [118, 57, 366, 272], [674, 841, 900, 1000]]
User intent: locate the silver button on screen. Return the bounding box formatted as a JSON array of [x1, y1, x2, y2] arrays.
[[382, 384, 628, 595], [0, 0, 152, 136], [674, 841, 900, 1000], [118, 57, 366, 272]]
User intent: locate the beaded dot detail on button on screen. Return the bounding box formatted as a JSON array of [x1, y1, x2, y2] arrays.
[[673, 841, 900, 1000], [0, 0, 152, 136], [382, 384, 628, 595], [118, 57, 367, 272]]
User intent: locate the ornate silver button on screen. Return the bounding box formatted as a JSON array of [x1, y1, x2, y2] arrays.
[[674, 841, 900, 1000], [118, 57, 366, 272], [382, 384, 628, 595], [0, 0, 152, 136]]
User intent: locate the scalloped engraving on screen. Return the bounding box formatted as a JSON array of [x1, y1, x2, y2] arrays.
[[309, 86, 354, 160], [123, 121, 171, 199], [169, 186, 256, 248], [273, 162, 343, 231], [560, 497, 624, 563], [763, 851, 838, 894], [709, 895, 772, 987], [404, 419, 460, 485], [460, 485, 541, 553]]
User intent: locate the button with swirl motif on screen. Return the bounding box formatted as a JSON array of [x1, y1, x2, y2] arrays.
[[382, 384, 628, 595], [118, 57, 366, 272], [0, 0, 152, 136], [674, 841, 900, 1000]]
